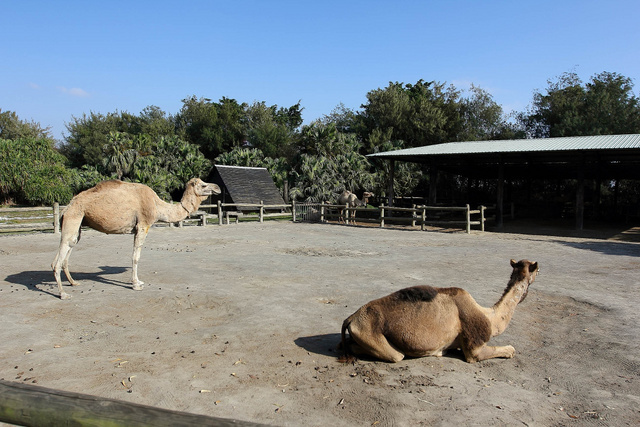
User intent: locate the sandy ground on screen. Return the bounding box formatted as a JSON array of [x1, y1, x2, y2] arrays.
[[1, 221, 639, 426]]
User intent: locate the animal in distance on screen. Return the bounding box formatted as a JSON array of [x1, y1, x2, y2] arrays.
[[51, 178, 220, 299], [340, 259, 539, 363], [337, 190, 373, 224]]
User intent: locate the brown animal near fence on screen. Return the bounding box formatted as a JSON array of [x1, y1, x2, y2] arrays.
[[340, 259, 539, 363], [337, 190, 373, 224], [51, 178, 220, 300]]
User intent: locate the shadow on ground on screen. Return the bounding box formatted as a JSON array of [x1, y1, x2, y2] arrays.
[[4, 266, 130, 297]]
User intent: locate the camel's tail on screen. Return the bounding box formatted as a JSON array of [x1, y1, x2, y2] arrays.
[[337, 317, 357, 364]]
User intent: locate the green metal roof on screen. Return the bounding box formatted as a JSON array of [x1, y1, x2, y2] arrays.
[[367, 134, 640, 180], [368, 134, 640, 158]]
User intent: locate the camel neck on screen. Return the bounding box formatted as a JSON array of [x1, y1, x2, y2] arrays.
[[489, 280, 527, 337], [180, 202, 191, 215]]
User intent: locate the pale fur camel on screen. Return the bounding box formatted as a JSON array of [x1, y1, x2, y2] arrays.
[[337, 190, 373, 224], [52, 178, 220, 300], [340, 259, 539, 363]]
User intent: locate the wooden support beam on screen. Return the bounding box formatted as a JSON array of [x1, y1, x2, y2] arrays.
[[576, 174, 585, 231], [496, 160, 504, 228], [0, 380, 267, 427], [387, 160, 396, 207], [428, 167, 438, 205]]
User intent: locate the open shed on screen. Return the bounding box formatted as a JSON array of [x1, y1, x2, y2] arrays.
[[368, 134, 640, 229], [209, 165, 286, 212]]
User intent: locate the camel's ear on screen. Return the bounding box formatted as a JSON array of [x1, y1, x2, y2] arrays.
[[529, 262, 538, 273], [510, 259, 517, 268]]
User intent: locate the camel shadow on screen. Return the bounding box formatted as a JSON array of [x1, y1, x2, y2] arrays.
[[294, 333, 342, 358], [4, 266, 130, 297], [295, 333, 468, 363]]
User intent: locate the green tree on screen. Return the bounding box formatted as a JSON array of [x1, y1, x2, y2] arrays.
[[358, 80, 460, 150], [0, 110, 52, 141], [63, 110, 139, 167], [244, 101, 303, 160], [175, 96, 246, 160], [458, 85, 524, 141], [138, 106, 177, 139], [101, 132, 140, 180], [319, 103, 358, 133], [0, 138, 77, 205], [290, 122, 375, 202], [131, 135, 211, 200], [522, 71, 640, 137]]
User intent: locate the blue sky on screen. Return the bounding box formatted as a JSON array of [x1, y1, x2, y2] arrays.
[[3, 0, 639, 140]]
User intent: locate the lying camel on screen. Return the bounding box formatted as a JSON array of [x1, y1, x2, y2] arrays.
[[340, 259, 539, 363], [337, 190, 373, 224], [52, 178, 220, 300]]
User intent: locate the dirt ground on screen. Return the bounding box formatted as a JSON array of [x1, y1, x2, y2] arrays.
[[1, 221, 639, 426]]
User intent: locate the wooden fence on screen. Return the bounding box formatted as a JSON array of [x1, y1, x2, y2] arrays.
[[0, 201, 491, 234], [319, 203, 490, 233]]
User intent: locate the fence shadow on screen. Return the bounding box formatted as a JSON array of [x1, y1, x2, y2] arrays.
[[4, 266, 130, 297]]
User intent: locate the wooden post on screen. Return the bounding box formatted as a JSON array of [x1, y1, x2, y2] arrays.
[[344, 204, 349, 224], [465, 204, 471, 234], [53, 203, 60, 234], [480, 205, 486, 232], [387, 160, 395, 207], [292, 201, 297, 222], [217, 201, 223, 226], [497, 166, 504, 227], [429, 167, 438, 205], [576, 175, 585, 230], [0, 379, 267, 427], [200, 212, 206, 226], [411, 204, 416, 227], [259, 201, 264, 223], [320, 202, 325, 223], [380, 204, 385, 228], [421, 206, 426, 231]]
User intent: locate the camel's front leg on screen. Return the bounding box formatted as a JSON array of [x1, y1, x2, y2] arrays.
[[464, 344, 515, 362], [132, 226, 149, 291]]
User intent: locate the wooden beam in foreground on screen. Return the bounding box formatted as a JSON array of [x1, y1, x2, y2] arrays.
[[0, 380, 268, 427]]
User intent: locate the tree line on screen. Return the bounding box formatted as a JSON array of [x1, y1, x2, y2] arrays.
[[1, 71, 639, 213]]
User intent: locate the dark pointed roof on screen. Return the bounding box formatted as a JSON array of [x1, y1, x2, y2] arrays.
[[210, 165, 285, 210]]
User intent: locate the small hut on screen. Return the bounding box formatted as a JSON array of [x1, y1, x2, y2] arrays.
[[209, 165, 286, 212]]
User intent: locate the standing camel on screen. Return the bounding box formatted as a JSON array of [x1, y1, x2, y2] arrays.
[[340, 259, 539, 363], [51, 178, 220, 300], [337, 190, 373, 224]]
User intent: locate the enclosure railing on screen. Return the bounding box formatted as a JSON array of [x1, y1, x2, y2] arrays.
[[0, 201, 490, 234], [319, 202, 489, 233]]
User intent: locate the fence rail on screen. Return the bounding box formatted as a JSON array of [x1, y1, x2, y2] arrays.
[[319, 202, 489, 233], [0, 201, 491, 234]]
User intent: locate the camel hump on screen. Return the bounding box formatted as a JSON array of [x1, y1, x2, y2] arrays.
[[392, 286, 438, 303]]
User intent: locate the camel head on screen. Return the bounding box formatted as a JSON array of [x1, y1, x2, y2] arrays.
[[509, 259, 539, 303], [186, 178, 221, 201]]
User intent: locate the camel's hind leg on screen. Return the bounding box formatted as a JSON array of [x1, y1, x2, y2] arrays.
[[52, 216, 82, 300], [346, 320, 405, 363], [131, 225, 150, 291]]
